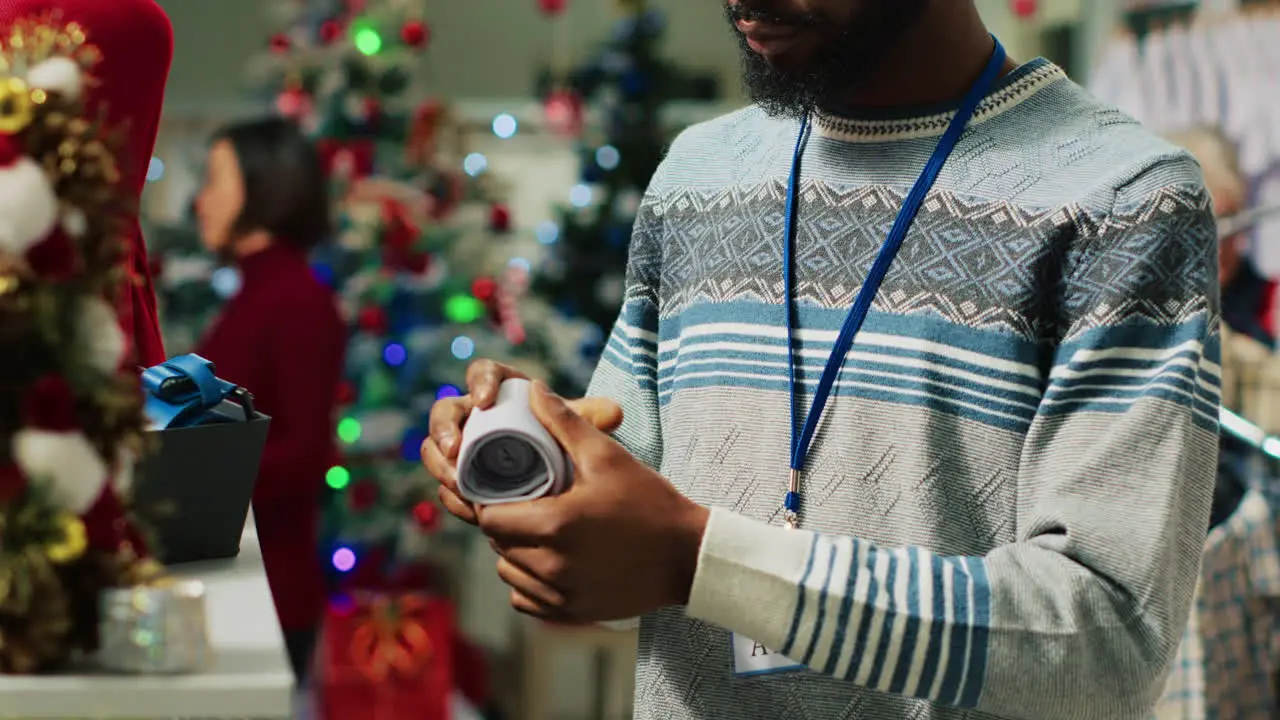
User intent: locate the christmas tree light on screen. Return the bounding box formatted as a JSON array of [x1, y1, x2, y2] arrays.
[[336, 418, 362, 444], [326, 465, 352, 490], [350, 20, 383, 56]]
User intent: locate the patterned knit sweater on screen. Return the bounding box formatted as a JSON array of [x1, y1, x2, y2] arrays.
[[586, 59, 1221, 720]]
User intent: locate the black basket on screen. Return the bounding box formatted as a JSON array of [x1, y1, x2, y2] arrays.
[[133, 387, 271, 565]]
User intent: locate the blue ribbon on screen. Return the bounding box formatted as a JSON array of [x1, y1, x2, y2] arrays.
[[141, 354, 239, 430]]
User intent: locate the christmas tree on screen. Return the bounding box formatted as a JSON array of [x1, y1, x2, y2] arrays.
[[257, 0, 539, 589], [522, 1, 675, 395]]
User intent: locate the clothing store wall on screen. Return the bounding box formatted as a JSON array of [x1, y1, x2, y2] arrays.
[[155, 0, 1088, 112]]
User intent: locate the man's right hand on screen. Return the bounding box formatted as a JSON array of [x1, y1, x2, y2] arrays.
[[421, 359, 624, 525]]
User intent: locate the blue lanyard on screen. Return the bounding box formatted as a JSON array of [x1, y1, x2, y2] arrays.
[[781, 38, 1007, 528]]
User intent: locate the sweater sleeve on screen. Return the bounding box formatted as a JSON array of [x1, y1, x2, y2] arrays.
[[585, 164, 668, 634], [585, 182, 665, 472], [252, 299, 345, 512], [685, 157, 1221, 719]]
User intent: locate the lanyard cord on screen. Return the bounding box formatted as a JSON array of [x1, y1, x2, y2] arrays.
[[782, 113, 812, 478], [781, 38, 1008, 526]]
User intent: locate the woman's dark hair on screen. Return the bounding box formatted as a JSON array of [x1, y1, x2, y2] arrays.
[[211, 117, 331, 250]]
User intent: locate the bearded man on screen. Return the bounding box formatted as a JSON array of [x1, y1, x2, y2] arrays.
[[425, 2, 1220, 718]]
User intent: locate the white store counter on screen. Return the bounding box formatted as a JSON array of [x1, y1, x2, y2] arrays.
[[0, 527, 293, 719]]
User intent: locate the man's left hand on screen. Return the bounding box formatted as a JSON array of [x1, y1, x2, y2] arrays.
[[476, 381, 709, 623]]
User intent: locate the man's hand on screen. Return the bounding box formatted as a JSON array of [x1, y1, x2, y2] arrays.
[[475, 380, 709, 623], [421, 360, 624, 526]]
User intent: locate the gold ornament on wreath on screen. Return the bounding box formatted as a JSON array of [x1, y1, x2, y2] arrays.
[[0, 14, 168, 675]]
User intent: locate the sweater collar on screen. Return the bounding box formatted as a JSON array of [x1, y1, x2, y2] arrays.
[[812, 58, 1065, 143]]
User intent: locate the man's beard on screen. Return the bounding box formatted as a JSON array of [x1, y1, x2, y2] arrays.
[[726, 1, 929, 118]]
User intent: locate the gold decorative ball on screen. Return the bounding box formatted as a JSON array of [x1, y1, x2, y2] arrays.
[[0, 75, 33, 133], [45, 515, 87, 564]]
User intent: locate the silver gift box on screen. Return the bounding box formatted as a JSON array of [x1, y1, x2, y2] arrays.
[[98, 579, 212, 674]]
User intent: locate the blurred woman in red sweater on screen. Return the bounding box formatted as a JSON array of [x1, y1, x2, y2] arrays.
[[194, 117, 345, 684]]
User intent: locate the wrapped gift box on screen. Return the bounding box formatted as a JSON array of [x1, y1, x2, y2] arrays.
[[132, 354, 271, 564], [316, 592, 455, 720]]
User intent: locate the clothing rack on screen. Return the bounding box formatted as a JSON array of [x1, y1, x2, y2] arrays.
[[1089, 3, 1280, 275], [1124, 1, 1199, 39], [1123, 0, 1280, 37], [1219, 203, 1280, 240], [1097, 11, 1280, 712], [1221, 407, 1280, 458]]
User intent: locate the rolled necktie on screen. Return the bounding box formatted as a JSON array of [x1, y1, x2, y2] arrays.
[[456, 379, 570, 505]]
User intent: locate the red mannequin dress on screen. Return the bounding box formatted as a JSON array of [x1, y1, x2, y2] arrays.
[[0, 0, 172, 366]]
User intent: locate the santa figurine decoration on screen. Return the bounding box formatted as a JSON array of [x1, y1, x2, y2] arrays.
[[0, 7, 171, 674], [0, 0, 175, 368]]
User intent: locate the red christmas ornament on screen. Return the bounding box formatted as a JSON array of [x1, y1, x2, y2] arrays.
[[275, 88, 311, 118], [0, 463, 27, 504], [471, 276, 497, 301], [400, 20, 429, 48], [269, 32, 291, 53], [489, 203, 512, 232], [319, 20, 343, 44], [25, 227, 81, 281], [537, 0, 568, 15], [543, 89, 584, 137], [22, 374, 78, 431], [357, 306, 388, 334], [1010, 0, 1036, 18], [336, 380, 357, 405], [412, 500, 440, 531], [348, 480, 379, 511]]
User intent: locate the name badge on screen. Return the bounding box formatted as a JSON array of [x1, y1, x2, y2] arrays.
[[731, 633, 804, 677]]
